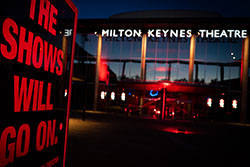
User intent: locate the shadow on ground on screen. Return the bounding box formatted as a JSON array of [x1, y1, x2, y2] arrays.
[[66, 110, 250, 167]]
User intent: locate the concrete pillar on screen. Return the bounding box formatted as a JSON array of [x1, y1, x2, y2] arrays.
[[187, 34, 196, 118], [140, 34, 147, 80], [93, 34, 102, 111], [240, 36, 249, 123], [189, 34, 196, 82], [139, 34, 147, 116]]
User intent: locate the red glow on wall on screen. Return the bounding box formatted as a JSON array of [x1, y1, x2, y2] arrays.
[[155, 66, 167, 72], [59, 123, 63, 131], [163, 83, 170, 86], [99, 60, 109, 84]]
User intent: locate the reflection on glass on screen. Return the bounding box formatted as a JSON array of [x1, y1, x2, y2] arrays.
[[73, 31, 247, 122]]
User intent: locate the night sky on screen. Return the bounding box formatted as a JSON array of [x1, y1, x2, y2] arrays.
[[72, 0, 250, 18], [73, 0, 249, 83]]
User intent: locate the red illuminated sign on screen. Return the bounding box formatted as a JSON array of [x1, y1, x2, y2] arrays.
[[0, 0, 77, 166]]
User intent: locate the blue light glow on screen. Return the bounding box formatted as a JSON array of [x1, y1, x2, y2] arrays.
[[150, 90, 158, 97]]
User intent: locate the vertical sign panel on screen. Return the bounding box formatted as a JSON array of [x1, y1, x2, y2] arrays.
[[0, 0, 77, 166]]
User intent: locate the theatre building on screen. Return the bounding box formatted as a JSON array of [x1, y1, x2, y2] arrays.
[[71, 10, 250, 123]]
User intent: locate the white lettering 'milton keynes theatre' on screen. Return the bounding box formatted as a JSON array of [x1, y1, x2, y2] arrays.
[[102, 29, 248, 38]]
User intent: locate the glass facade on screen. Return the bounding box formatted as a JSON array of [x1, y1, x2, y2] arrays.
[[72, 20, 250, 122], [102, 37, 142, 81]]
